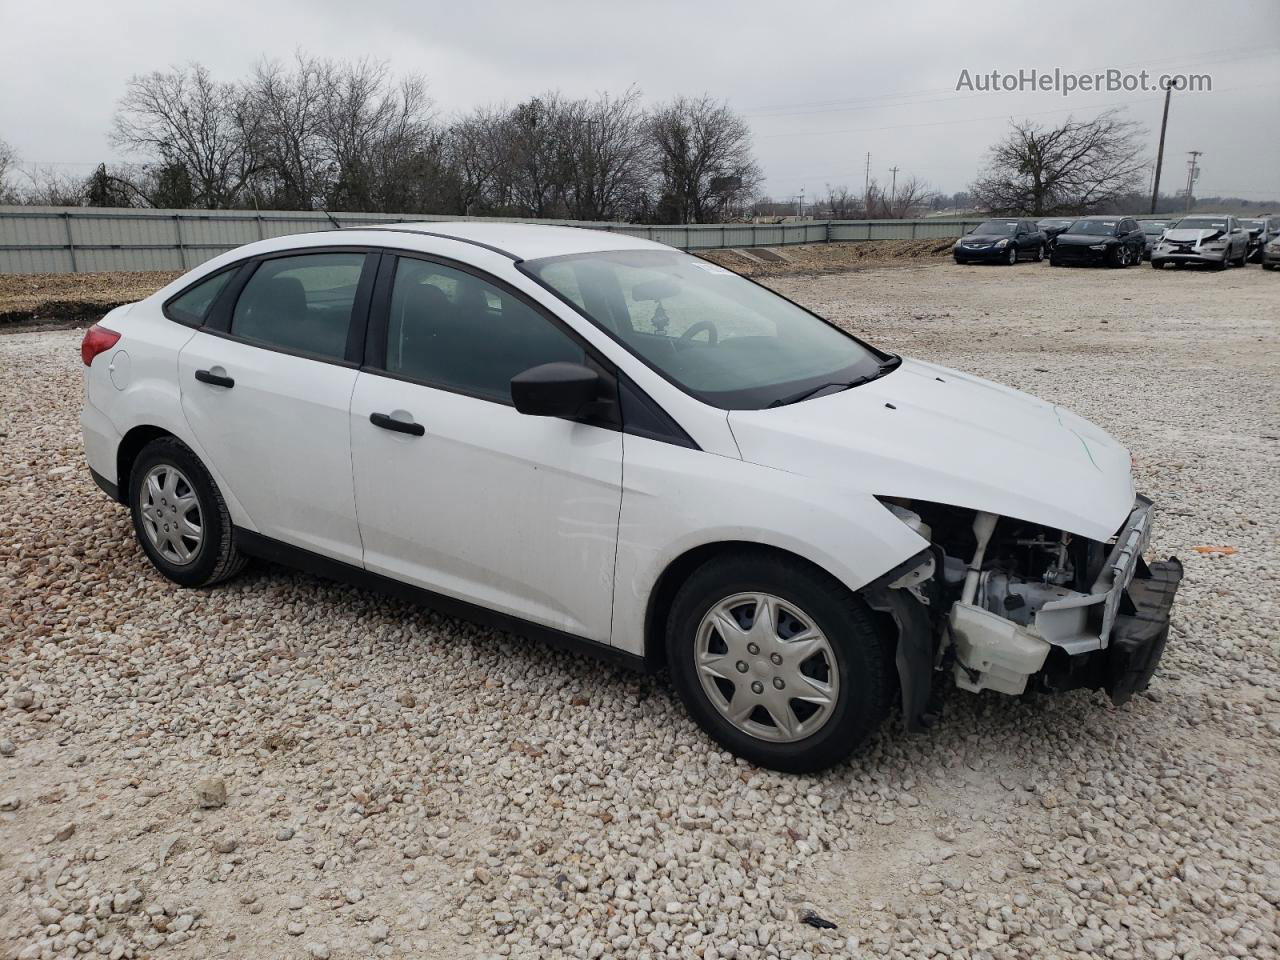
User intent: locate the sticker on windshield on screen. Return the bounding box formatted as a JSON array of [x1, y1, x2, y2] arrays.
[[690, 262, 734, 275]]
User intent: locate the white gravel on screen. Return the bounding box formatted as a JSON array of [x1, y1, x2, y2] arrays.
[[2, 260, 1278, 960]]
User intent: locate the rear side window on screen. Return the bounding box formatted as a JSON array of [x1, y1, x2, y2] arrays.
[[166, 269, 234, 326], [385, 257, 584, 402], [231, 253, 366, 361]]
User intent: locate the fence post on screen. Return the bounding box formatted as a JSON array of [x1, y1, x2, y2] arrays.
[[64, 213, 78, 273], [173, 215, 187, 270], [256, 214, 266, 240], [910, 221, 917, 239], [826, 220, 832, 244]]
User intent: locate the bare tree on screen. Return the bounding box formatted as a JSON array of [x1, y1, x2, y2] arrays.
[[559, 88, 653, 221], [649, 95, 760, 223], [443, 106, 509, 215], [112, 63, 260, 208], [246, 53, 330, 208], [317, 58, 433, 210], [0, 137, 17, 203], [971, 110, 1147, 216], [824, 184, 860, 220], [876, 175, 936, 218]]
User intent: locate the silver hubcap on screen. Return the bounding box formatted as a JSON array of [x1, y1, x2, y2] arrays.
[[138, 464, 202, 565], [694, 593, 839, 743]]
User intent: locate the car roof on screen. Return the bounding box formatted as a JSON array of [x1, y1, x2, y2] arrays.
[[361, 220, 662, 260]]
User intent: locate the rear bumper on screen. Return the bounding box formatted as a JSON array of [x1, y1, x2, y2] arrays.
[[81, 399, 122, 499]]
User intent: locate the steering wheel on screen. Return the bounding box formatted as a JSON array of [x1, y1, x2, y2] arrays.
[[678, 320, 719, 347]]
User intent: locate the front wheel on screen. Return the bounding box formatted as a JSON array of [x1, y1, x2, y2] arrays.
[[1034, 244, 1045, 262], [666, 552, 892, 773], [1005, 245, 1018, 265], [128, 437, 247, 587]]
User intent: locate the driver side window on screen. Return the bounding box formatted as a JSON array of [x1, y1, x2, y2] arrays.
[[384, 257, 584, 403]]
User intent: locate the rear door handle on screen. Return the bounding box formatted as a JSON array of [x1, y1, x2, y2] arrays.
[[195, 368, 235, 388], [370, 412, 425, 436]]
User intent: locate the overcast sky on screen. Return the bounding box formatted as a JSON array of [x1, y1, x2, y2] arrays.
[[2, 0, 1277, 204]]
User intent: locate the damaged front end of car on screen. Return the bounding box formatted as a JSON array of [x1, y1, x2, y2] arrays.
[[863, 496, 1182, 730]]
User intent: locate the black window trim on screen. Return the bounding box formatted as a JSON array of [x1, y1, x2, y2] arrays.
[[161, 263, 244, 328], [515, 249, 897, 412], [362, 249, 697, 448], [197, 245, 381, 369]]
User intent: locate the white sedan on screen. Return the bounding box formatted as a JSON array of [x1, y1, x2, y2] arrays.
[[79, 223, 1181, 772]]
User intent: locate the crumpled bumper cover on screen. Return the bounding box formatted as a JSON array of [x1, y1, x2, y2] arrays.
[[1104, 556, 1182, 705]]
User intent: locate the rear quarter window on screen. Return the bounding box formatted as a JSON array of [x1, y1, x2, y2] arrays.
[[164, 269, 236, 327]]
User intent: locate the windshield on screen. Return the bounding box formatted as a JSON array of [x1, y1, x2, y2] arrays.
[[1174, 217, 1228, 231], [521, 249, 890, 410], [971, 221, 1017, 235], [1064, 220, 1118, 236], [1038, 219, 1073, 228], [1238, 219, 1262, 229], [1140, 221, 1169, 235]]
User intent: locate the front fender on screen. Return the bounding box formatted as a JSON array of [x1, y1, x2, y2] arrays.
[[610, 436, 926, 656]]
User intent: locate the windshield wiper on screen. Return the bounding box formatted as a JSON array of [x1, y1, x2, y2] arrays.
[[768, 355, 901, 408]]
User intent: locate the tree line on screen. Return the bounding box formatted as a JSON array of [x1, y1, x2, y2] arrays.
[[0, 54, 761, 223]]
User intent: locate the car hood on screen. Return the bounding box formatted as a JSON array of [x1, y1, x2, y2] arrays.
[[727, 358, 1135, 542], [1162, 228, 1221, 244], [1054, 233, 1117, 247], [959, 233, 1012, 243]]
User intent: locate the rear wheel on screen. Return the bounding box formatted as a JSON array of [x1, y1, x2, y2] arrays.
[[666, 552, 892, 773], [128, 438, 246, 587]]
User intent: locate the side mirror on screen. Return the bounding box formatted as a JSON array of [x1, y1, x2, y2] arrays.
[[511, 362, 601, 419]]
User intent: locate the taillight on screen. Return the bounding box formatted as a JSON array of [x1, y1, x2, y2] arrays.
[[81, 324, 121, 367]]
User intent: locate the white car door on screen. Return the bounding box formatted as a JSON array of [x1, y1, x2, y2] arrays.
[[177, 250, 374, 565], [348, 254, 623, 641]]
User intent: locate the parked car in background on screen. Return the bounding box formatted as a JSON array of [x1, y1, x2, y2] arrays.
[[1151, 215, 1250, 269], [953, 219, 1046, 265], [1137, 219, 1174, 261], [77, 222, 1181, 773], [1036, 218, 1075, 253], [1262, 231, 1280, 270], [1237, 216, 1277, 263], [1049, 216, 1146, 267]]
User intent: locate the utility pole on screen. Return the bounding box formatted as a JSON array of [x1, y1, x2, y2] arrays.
[[1184, 151, 1202, 212], [864, 152, 871, 199], [798, 186, 805, 218], [1150, 83, 1172, 214], [888, 166, 900, 201]]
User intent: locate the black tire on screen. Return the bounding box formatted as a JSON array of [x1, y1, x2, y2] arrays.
[[1264, 262, 1276, 271], [1235, 248, 1248, 267], [1033, 244, 1045, 262], [1004, 245, 1018, 265], [954, 257, 967, 265], [1216, 255, 1228, 271], [1050, 257, 1063, 267], [128, 437, 247, 588], [1109, 246, 1126, 268], [665, 550, 892, 774]]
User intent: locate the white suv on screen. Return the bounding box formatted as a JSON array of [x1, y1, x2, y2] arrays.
[[80, 223, 1181, 772]]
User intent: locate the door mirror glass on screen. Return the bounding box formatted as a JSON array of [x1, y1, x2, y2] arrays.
[[511, 362, 601, 419]]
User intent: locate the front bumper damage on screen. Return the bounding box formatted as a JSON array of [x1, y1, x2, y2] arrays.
[[949, 496, 1182, 705]]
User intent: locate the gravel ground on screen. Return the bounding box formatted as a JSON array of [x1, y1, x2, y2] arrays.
[[2, 260, 1278, 960]]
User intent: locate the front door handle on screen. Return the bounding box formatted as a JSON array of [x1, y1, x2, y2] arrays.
[[195, 368, 235, 388], [370, 412, 425, 436]]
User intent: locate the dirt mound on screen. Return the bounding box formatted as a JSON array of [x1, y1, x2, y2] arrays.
[[0, 271, 179, 330], [703, 239, 955, 277]]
